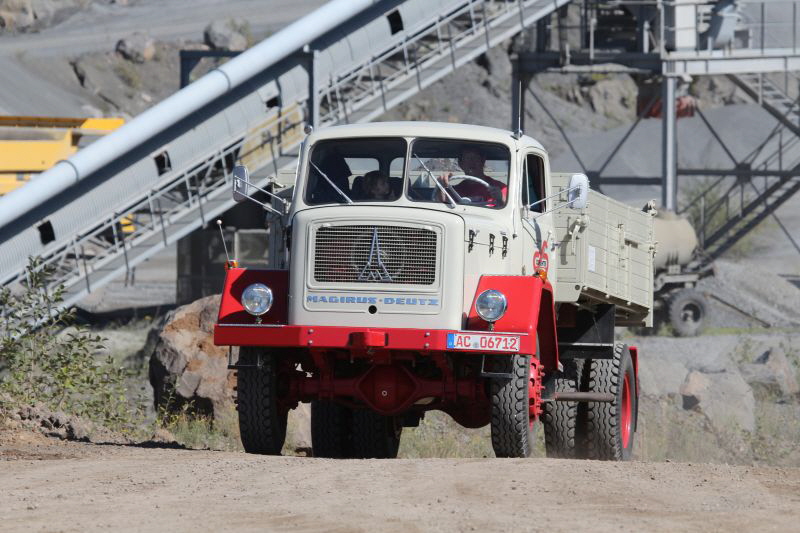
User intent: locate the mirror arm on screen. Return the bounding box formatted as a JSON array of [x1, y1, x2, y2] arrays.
[[236, 177, 289, 206], [236, 192, 284, 216], [527, 184, 580, 210]]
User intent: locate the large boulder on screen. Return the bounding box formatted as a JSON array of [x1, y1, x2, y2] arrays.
[[116, 32, 156, 63], [680, 369, 756, 433], [148, 294, 234, 418], [740, 346, 800, 400], [203, 19, 247, 51]]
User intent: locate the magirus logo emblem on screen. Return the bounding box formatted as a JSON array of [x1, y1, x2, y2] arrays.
[[358, 228, 393, 282]]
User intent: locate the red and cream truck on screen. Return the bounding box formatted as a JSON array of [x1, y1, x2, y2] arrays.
[[215, 121, 656, 459]]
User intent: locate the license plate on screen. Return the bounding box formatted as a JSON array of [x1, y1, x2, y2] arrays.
[[446, 333, 520, 352]]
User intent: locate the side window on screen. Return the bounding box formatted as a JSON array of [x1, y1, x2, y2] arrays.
[[522, 154, 545, 213]]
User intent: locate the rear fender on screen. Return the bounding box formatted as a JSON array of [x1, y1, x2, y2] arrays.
[[466, 275, 559, 372], [628, 344, 640, 429], [217, 268, 289, 325]]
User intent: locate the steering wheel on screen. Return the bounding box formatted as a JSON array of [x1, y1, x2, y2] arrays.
[[444, 174, 493, 205], [448, 174, 490, 189]]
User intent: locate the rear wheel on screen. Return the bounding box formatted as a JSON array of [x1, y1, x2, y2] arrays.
[[351, 409, 402, 459], [490, 354, 541, 458], [311, 400, 353, 458], [669, 288, 707, 337], [237, 347, 287, 455], [543, 359, 581, 458], [582, 344, 637, 461]]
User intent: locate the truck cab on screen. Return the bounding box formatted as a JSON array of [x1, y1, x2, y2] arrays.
[[215, 122, 654, 460]]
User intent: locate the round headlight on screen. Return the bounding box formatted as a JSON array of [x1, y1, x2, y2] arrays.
[[475, 289, 507, 322], [241, 283, 273, 316]]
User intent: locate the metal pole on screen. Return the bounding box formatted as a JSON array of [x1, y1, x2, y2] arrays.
[[662, 75, 677, 210], [306, 48, 319, 129], [511, 55, 521, 132]]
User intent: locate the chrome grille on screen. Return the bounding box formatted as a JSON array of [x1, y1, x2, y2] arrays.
[[314, 225, 438, 285]]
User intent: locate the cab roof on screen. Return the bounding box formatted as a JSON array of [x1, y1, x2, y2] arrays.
[[307, 121, 545, 152]]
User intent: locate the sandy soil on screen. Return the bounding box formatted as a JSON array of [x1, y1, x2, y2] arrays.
[[1, 433, 798, 533]]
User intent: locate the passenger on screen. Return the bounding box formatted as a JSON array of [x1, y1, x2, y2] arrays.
[[440, 146, 507, 206], [363, 170, 393, 201]]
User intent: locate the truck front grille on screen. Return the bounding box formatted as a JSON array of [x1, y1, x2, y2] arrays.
[[314, 225, 437, 285]]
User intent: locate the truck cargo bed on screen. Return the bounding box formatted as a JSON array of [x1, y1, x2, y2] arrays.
[[550, 173, 655, 326]]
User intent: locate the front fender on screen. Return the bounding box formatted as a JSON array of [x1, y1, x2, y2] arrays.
[[466, 275, 559, 372], [216, 268, 289, 327]]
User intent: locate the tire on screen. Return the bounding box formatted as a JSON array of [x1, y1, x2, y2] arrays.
[[490, 354, 538, 458], [351, 409, 402, 459], [311, 400, 353, 458], [237, 347, 287, 455], [543, 359, 580, 458], [582, 343, 637, 461], [668, 289, 707, 337]]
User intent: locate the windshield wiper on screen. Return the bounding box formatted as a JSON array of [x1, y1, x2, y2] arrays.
[[309, 161, 353, 204], [412, 153, 456, 208]]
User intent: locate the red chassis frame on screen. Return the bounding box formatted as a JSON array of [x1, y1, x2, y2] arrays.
[[214, 268, 560, 426]]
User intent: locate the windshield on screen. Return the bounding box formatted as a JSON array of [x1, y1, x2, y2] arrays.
[[305, 138, 407, 205], [408, 139, 510, 209]]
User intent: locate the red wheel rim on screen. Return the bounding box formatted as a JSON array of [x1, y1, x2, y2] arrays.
[[621, 373, 632, 448]]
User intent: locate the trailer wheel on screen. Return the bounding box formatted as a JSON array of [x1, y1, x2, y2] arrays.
[[236, 347, 287, 455], [311, 400, 353, 458], [583, 344, 637, 461], [490, 354, 540, 458], [669, 288, 707, 337], [351, 409, 402, 459], [543, 359, 581, 458]]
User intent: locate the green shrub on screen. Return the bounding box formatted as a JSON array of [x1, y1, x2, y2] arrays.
[[0, 257, 142, 431]]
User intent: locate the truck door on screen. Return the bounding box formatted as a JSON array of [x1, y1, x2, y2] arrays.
[[520, 153, 554, 283]]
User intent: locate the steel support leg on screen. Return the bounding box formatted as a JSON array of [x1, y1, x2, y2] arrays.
[[662, 75, 677, 210]]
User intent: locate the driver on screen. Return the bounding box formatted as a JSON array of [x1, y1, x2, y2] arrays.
[[440, 146, 507, 206]]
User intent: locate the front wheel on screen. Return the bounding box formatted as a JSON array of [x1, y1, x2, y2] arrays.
[[311, 400, 353, 458], [237, 347, 287, 455], [490, 354, 540, 458], [582, 343, 637, 461]]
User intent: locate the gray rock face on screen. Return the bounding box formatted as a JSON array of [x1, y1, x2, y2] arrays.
[[638, 356, 688, 398], [741, 346, 800, 399], [116, 32, 156, 63], [148, 294, 234, 419], [0, 0, 88, 33], [203, 20, 247, 51], [680, 369, 756, 433]]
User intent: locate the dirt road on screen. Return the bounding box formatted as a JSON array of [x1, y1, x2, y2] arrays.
[[1, 437, 798, 532]]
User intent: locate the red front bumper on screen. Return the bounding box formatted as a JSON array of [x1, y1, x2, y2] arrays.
[[214, 324, 534, 355]]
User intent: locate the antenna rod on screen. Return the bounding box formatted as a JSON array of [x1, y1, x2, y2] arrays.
[[217, 220, 232, 265]]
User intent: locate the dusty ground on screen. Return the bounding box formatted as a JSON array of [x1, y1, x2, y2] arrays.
[[1, 432, 799, 533]]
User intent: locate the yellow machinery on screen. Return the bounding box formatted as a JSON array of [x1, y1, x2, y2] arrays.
[[0, 116, 124, 195]]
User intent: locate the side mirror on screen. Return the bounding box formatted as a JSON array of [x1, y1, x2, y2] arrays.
[[568, 173, 589, 210], [232, 165, 250, 203]]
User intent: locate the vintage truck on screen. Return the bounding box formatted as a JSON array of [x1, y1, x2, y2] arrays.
[[214, 121, 656, 460]]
